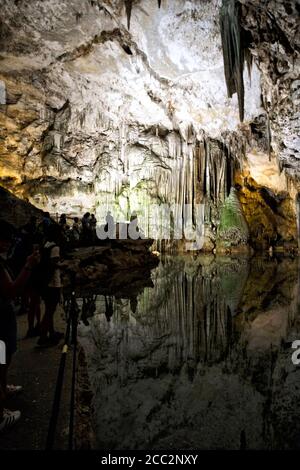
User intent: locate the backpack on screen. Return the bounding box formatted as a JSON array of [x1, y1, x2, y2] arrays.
[[31, 243, 57, 295]]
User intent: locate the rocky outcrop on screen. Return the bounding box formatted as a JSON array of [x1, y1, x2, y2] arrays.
[[61, 242, 159, 293], [0, 185, 43, 228], [235, 150, 298, 250]]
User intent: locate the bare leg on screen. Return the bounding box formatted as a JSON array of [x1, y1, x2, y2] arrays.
[[40, 299, 58, 339], [0, 366, 5, 421], [0, 355, 11, 400], [48, 299, 59, 336], [27, 288, 35, 331], [31, 289, 41, 327], [27, 288, 41, 337], [20, 291, 29, 316]]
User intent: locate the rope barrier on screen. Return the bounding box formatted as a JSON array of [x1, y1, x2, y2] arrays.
[[45, 291, 77, 450]]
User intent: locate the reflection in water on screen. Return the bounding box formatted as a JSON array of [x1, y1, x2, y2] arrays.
[[81, 295, 97, 326], [104, 296, 114, 322], [78, 255, 300, 450]]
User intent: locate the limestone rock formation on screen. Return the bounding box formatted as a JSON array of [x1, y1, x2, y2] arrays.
[[235, 150, 298, 250], [239, 0, 300, 178], [217, 187, 249, 250], [0, 0, 298, 250], [61, 242, 159, 293]]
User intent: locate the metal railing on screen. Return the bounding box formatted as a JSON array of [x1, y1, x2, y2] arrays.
[[46, 291, 79, 450]]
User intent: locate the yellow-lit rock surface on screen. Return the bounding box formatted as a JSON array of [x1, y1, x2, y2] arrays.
[[235, 151, 298, 250]]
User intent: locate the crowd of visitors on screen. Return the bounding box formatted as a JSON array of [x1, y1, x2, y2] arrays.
[[59, 212, 98, 246], [0, 210, 101, 434]]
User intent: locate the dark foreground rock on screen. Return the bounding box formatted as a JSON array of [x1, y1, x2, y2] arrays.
[[62, 242, 159, 294], [0, 185, 43, 228]]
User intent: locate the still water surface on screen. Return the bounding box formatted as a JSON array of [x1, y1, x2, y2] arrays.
[[78, 255, 300, 450]]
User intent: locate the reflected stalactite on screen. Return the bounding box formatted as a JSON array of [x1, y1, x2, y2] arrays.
[[80, 256, 300, 450], [105, 295, 114, 322], [90, 257, 248, 368], [81, 295, 97, 326]]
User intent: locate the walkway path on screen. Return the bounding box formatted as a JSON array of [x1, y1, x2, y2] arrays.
[[0, 309, 72, 450]]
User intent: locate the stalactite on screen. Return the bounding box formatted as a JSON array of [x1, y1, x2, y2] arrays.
[[205, 140, 211, 199], [124, 0, 162, 30], [97, 121, 244, 250], [244, 47, 253, 83], [219, 0, 247, 122], [266, 112, 272, 160], [124, 0, 133, 30]]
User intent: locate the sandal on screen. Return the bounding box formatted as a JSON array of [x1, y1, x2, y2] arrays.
[[0, 409, 21, 433]]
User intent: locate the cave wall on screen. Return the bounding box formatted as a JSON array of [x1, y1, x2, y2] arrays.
[[0, 2, 259, 206], [239, 0, 300, 178], [0, 0, 299, 250], [235, 0, 300, 250]]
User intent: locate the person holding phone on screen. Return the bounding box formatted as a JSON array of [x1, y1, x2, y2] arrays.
[[25, 243, 42, 338], [0, 220, 40, 432]]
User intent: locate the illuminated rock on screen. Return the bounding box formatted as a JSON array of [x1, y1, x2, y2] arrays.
[[0, 0, 298, 250]]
